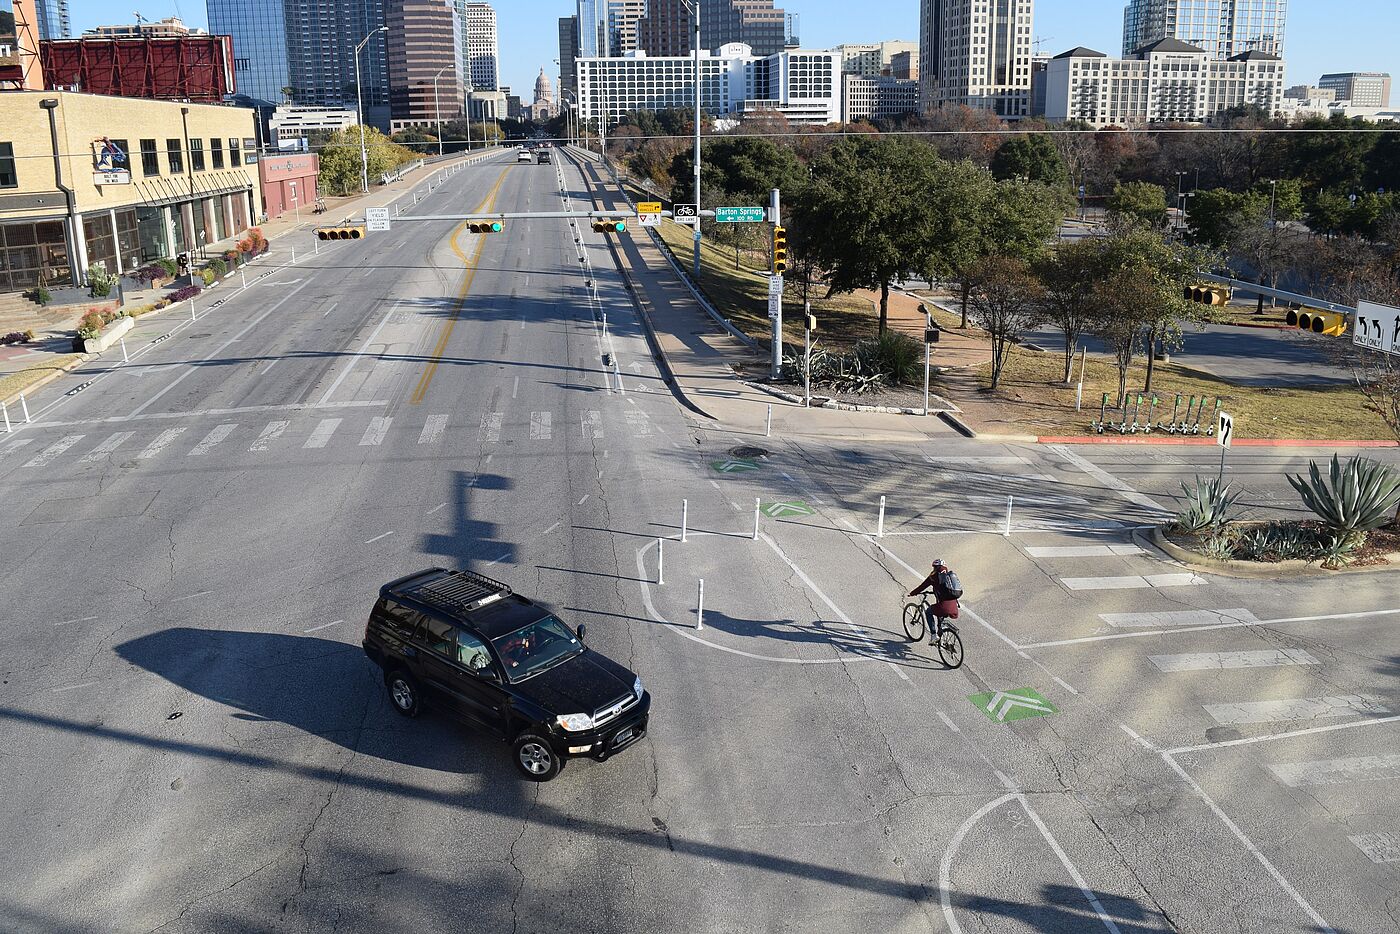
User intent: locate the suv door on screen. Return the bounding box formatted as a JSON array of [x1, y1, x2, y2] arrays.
[[451, 627, 510, 737], [415, 616, 506, 731]]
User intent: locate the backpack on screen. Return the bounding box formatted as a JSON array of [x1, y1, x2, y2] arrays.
[[936, 568, 963, 600]]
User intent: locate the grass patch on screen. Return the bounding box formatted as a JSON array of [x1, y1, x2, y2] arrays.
[[0, 354, 83, 402], [974, 348, 1394, 441], [1212, 301, 1290, 327]]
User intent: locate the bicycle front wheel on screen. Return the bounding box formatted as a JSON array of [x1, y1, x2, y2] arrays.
[[902, 603, 925, 642], [937, 625, 964, 669]]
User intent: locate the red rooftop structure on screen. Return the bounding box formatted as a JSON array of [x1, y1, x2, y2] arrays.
[[39, 36, 236, 103]]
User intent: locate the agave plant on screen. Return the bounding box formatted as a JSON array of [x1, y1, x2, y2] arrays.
[[1174, 475, 1243, 534], [1286, 455, 1400, 545]]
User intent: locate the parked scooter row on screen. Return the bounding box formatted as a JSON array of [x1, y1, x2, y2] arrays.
[[1091, 393, 1220, 435]]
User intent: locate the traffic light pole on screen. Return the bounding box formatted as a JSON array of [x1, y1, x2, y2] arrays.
[[770, 188, 782, 380]]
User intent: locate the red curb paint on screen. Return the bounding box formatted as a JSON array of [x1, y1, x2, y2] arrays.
[[1037, 435, 1398, 448]]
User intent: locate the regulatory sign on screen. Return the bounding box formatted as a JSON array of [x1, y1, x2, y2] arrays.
[[715, 206, 766, 223], [767, 274, 783, 319], [968, 687, 1057, 723], [1216, 411, 1233, 448], [1356, 300, 1400, 356], [672, 203, 699, 224], [761, 501, 814, 519], [636, 202, 662, 215], [365, 207, 391, 232]]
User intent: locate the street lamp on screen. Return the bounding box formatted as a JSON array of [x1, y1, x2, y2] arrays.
[[559, 88, 578, 148], [433, 64, 453, 157], [678, 0, 703, 276], [355, 26, 388, 194]]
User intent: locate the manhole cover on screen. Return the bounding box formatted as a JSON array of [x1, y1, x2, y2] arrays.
[[729, 446, 769, 459]]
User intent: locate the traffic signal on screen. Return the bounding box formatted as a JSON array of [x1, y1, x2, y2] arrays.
[[591, 219, 626, 233], [771, 225, 788, 274], [316, 225, 366, 240], [467, 221, 504, 233], [1184, 283, 1230, 305], [1287, 308, 1347, 336], [806, 313, 817, 332]]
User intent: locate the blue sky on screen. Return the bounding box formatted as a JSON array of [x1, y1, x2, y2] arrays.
[[63, 1, 1397, 105]]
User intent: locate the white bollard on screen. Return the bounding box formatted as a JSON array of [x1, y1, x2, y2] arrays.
[[681, 499, 688, 543], [696, 579, 704, 631], [765, 403, 772, 437], [190, 296, 197, 321], [20, 392, 30, 423], [121, 338, 128, 363], [877, 495, 887, 538], [291, 247, 297, 265], [2, 401, 9, 432], [240, 268, 247, 289], [1004, 495, 1014, 537], [314, 237, 320, 255], [753, 498, 761, 539], [657, 538, 664, 585]]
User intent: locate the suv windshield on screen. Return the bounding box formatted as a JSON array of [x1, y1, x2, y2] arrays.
[[492, 615, 582, 681]]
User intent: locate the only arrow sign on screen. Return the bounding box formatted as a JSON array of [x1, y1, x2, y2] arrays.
[[967, 687, 1057, 723]]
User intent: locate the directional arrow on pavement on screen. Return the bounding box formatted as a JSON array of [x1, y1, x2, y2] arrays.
[[628, 361, 644, 373], [967, 687, 1057, 723], [761, 500, 814, 518], [711, 458, 759, 474]]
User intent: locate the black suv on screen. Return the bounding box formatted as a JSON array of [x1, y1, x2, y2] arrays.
[[363, 568, 650, 781]]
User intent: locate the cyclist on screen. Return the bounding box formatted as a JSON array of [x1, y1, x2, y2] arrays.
[[908, 559, 961, 641]]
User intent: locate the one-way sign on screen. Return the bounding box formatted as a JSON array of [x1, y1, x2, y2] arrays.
[[1217, 411, 1233, 449]]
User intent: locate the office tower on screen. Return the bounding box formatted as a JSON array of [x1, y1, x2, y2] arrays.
[[1121, 0, 1286, 59], [558, 15, 579, 96], [458, 2, 498, 89], [1318, 72, 1392, 108], [387, 0, 464, 130], [637, 0, 691, 57], [920, 0, 1035, 118], [701, 0, 794, 57], [33, 0, 70, 40], [577, 0, 607, 58], [608, 0, 647, 54]]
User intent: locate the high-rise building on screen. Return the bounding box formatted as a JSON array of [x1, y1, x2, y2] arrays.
[[577, 0, 607, 58], [608, 0, 647, 54], [33, 0, 70, 40], [701, 0, 795, 57], [920, 0, 1035, 118], [458, 2, 498, 90], [834, 41, 918, 77], [637, 0, 691, 58], [387, 0, 464, 132], [1121, 0, 1286, 60], [558, 16, 579, 97], [1318, 72, 1392, 108]]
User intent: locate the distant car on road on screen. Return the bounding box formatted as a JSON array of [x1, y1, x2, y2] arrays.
[[537, 149, 552, 164], [516, 150, 534, 163], [362, 568, 650, 781]]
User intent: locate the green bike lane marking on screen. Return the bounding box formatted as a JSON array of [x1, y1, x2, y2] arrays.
[[968, 687, 1057, 723]]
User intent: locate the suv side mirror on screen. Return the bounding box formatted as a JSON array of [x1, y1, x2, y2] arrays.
[[575, 624, 586, 642]]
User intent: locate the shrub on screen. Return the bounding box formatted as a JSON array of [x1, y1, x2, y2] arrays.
[[77, 309, 114, 339], [127, 304, 157, 317], [1287, 454, 1400, 547], [153, 298, 171, 309], [236, 238, 254, 254], [168, 285, 202, 303], [87, 262, 118, 298], [23, 328, 35, 341], [200, 268, 216, 286], [854, 331, 924, 386], [129, 264, 167, 285], [1, 330, 32, 345], [29, 279, 51, 305], [222, 250, 240, 267], [156, 258, 179, 278], [208, 258, 227, 277], [1173, 475, 1242, 534]]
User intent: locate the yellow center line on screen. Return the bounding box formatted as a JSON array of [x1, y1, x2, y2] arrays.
[[409, 165, 513, 405]]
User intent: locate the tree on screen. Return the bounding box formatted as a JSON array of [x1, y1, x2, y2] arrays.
[[391, 128, 436, 150], [967, 255, 1045, 390], [990, 134, 1069, 187], [1186, 188, 1247, 249], [317, 126, 418, 196], [1036, 239, 1104, 383], [1106, 181, 1168, 227], [668, 135, 803, 206]]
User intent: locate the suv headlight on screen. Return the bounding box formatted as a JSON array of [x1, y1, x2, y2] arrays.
[[633, 676, 644, 700], [556, 713, 594, 732]]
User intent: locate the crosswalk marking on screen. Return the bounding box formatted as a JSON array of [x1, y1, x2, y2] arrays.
[[360, 417, 391, 446], [304, 418, 342, 449], [1148, 649, 1319, 672], [482, 412, 502, 443], [1204, 695, 1390, 726], [189, 424, 236, 456], [530, 411, 552, 440], [79, 432, 134, 464], [624, 410, 650, 436], [23, 434, 84, 468], [250, 421, 289, 452], [1027, 544, 1142, 558], [1100, 608, 1257, 629], [139, 427, 187, 459], [0, 438, 35, 462], [1269, 754, 1400, 788], [419, 414, 448, 445], [1062, 573, 1207, 590], [582, 410, 603, 439]]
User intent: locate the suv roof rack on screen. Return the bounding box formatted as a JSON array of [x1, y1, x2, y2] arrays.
[[406, 569, 513, 614]]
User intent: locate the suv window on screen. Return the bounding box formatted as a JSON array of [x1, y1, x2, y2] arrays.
[[421, 616, 457, 657], [456, 629, 492, 672], [492, 615, 582, 681], [380, 599, 422, 640]]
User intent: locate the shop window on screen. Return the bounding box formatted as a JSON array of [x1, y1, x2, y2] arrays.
[[229, 138, 241, 167], [211, 138, 224, 169], [167, 139, 184, 174], [190, 138, 205, 172], [0, 143, 15, 188], [140, 139, 160, 176]]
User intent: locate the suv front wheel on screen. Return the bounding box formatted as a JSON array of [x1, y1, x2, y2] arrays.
[[386, 670, 421, 718], [513, 732, 563, 781]]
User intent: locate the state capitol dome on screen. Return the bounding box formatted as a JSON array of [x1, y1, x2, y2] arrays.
[[534, 68, 554, 105]]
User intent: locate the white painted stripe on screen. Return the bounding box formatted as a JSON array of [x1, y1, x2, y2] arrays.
[[359, 416, 391, 446], [0, 438, 35, 461], [530, 411, 552, 440], [1166, 714, 1400, 756], [1026, 544, 1143, 558], [936, 711, 961, 733], [481, 412, 502, 443], [1048, 444, 1166, 513], [582, 409, 602, 438], [364, 531, 394, 544], [45, 400, 387, 428], [1024, 607, 1400, 650], [303, 620, 344, 633], [1149, 649, 1319, 672], [1062, 573, 1207, 591], [1204, 695, 1390, 726], [1052, 676, 1080, 695], [418, 414, 448, 445], [966, 491, 1089, 506], [1101, 608, 1257, 629], [303, 418, 342, 449], [922, 454, 1029, 465], [23, 434, 84, 467], [168, 590, 213, 603], [249, 421, 289, 452], [138, 427, 187, 459], [1269, 754, 1400, 788], [52, 615, 98, 628], [316, 300, 400, 405], [189, 423, 236, 456], [426, 502, 447, 515], [624, 410, 651, 436], [79, 431, 134, 464]]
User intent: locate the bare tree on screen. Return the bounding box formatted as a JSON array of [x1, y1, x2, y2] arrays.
[[1036, 239, 1102, 383], [966, 255, 1045, 390]]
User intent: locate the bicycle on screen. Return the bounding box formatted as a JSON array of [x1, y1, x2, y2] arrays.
[[902, 593, 964, 669]]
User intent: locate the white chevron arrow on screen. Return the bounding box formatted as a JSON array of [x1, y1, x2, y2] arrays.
[[985, 691, 1054, 722]]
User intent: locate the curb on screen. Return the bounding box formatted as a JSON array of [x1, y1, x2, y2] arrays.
[[741, 379, 958, 417], [1, 352, 91, 408], [1148, 525, 1399, 578], [1037, 434, 1398, 448]]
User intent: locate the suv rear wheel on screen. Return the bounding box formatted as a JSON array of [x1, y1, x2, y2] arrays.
[[513, 732, 563, 781], [387, 670, 421, 718]]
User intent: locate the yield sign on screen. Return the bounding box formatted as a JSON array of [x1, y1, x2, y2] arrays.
[[967, 687, 1057, 723], [711, 458, 759, 474], [761, 500, 814, 519]]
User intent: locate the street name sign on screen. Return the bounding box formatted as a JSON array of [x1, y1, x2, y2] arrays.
[[672, 203, 699, 225], [768, 274, 783, 319], [365, 207, 391, 232], [968, 687, 1057, 723], [1355, 300, 1400, 356], [1217, 411, 1233, 448], [716, 206, 766, 223]]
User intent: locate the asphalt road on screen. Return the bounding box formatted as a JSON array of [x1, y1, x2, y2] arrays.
[[0, 149, 1397, 934]]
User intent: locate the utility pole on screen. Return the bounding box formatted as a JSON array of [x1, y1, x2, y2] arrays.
[[678, 0, 703, 276], [355, 27, 388, 193]]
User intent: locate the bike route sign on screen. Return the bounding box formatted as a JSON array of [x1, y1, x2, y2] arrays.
[[968, 687, 1057, 723], [716, 206, 766, 223]]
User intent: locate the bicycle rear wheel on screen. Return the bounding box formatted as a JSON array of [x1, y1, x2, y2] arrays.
[[937, 624, 964, 669], [902, 603, 925, 642]]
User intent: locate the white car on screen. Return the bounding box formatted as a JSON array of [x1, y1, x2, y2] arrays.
[[517, 150, 534, 164]]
